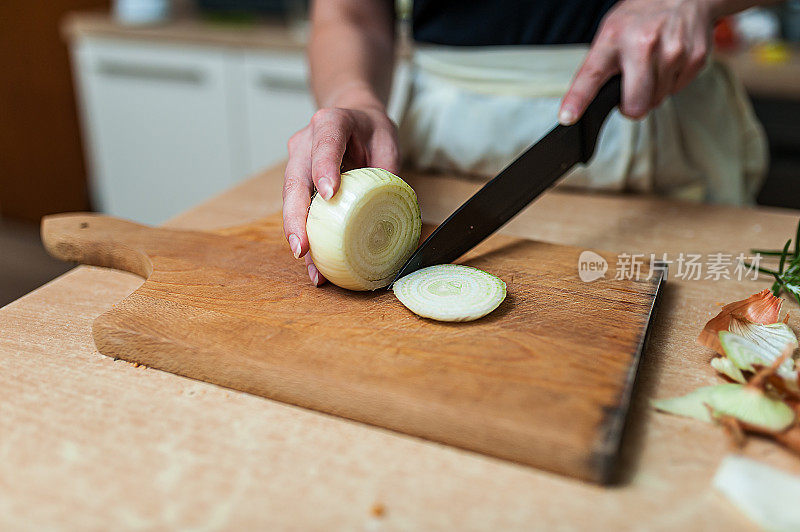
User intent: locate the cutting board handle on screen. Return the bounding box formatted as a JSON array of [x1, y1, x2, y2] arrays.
[[41, 213, 160, 278]]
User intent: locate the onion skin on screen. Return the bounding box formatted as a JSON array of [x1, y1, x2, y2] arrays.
[[306, 168, 421, 291], [652, 383, 796, 432], [698, 289, 783, 354]]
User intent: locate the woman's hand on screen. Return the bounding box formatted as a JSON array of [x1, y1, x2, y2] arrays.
[[559, 0, 717, 125], [282, 101, 400, 286], [286, 0, 398, 285]]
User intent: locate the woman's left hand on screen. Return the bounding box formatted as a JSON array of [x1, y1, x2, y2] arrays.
[[559, 0, 718, 125]]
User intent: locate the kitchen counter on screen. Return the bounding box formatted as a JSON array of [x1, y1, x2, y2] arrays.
[[2, 164, 800, 529], [62, 10, 308, 51], [718, 47, 800, 100]]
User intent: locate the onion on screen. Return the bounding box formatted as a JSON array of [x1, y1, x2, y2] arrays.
[[393, 264, 507, 322], [719, 328, 798, 381], [306, 167, 421, 291], [714, 455, 800, 532], [652, 383, 796, 432], [710, 356, 747, 383]]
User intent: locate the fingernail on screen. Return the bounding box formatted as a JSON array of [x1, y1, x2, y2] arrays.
[[559, 108, 577, 126], [308, 263, 320, 286], [318, 178, 334, 200], [288, 234, 301, 258]]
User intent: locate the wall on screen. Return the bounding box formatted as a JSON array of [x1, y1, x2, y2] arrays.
[[0, 1, 108, 222]]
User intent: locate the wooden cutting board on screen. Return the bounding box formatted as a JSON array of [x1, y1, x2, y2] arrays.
[[41, 212, 663, 483]]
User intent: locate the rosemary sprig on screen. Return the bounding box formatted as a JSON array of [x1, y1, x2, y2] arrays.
[[779, 240, 791, 274], [748, 218, 800, 305], [795, 217, 800, 257], [744, 263, 784, 276], [750, 250, 789, 257]]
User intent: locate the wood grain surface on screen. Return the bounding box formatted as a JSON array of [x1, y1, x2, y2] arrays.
[[40, 210, 662, 483], [4, 165, 800, 530]]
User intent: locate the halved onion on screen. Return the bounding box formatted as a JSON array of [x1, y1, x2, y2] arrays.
[[306, 168, 422, 290], [393, 264, 507, 322]]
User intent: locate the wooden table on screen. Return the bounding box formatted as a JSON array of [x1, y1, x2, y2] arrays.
[[3, 165, 800, 530]]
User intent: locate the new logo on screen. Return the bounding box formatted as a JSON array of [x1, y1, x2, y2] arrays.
[[578, 251, 608, 282]]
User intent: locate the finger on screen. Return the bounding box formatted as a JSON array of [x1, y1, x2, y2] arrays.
[[367, 124, 400, 173], [305, 253, 327, 287], [559, 45, 617, 125], [674, 36, 709, 93], [653, 26, 687, 105], [310, 108, 352, 200], [620, 52, 657, 119], [283, 129, 314, 259], [653, 49, 682, 107]]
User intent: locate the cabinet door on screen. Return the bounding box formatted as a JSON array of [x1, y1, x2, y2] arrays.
[[73, 38, 241, 225], [242, 51, 316, 176], [241, 52, 412, 177]]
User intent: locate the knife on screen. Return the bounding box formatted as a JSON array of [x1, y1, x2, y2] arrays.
[[392, 74, 622, 284]]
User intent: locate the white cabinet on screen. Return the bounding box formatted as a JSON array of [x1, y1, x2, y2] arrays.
[[73, 38, 247, 224], [241, 51, 410, 176], [71, 36, 409, 225], [242, 51, 316, 176]]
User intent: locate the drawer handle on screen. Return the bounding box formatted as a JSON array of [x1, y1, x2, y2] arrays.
[[258, 75, 308, 93], [97, 61, 205, 84]]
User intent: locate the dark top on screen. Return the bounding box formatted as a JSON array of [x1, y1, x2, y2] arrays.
[[412, 0, 619, 46]]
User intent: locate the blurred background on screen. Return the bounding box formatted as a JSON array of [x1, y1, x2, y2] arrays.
[[1, 0, 800, 306]]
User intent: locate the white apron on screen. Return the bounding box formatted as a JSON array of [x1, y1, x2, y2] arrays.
[[397, 45, 768, 204]]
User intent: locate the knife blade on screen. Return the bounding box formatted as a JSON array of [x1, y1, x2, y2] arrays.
[[391, 74, 622, 284]]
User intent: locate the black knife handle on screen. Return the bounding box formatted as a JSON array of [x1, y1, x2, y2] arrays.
[[577, 74, 622, 163]]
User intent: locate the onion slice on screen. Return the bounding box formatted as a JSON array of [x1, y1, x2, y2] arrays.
[[306, 168, 422, 290], [392, 264, 507, 322], [714, 455, 800, 532]]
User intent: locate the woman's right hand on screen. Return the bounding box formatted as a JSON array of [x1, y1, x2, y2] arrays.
[[282, 102, 400, 286]]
